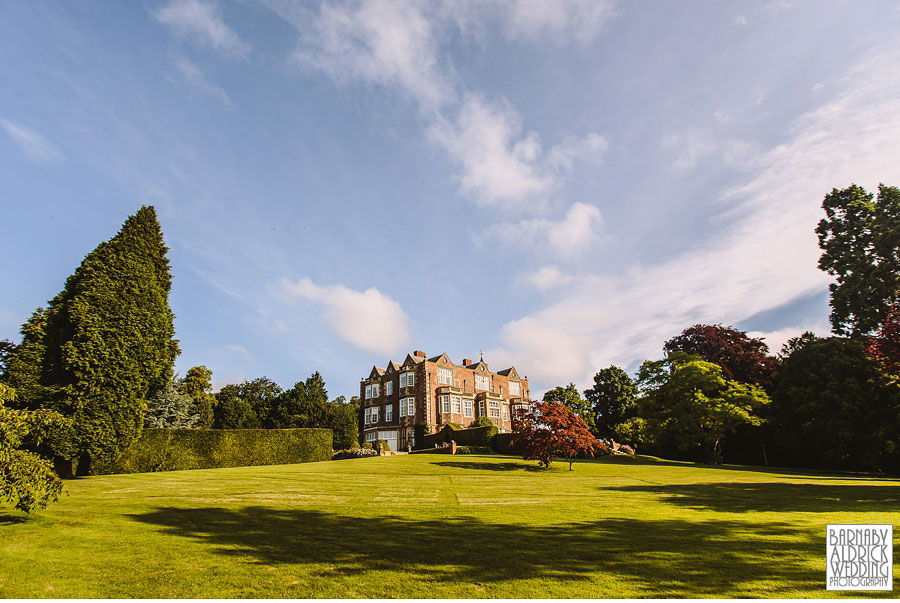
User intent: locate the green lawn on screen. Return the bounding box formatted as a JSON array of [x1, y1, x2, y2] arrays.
[[1, 453, 898, 598]]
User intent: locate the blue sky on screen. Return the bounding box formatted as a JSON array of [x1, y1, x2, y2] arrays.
[[2, 0, 900, 399]]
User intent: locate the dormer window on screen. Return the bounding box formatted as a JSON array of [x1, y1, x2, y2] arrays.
[[475, 374, 490, 391], [437, 367, 452, 385]]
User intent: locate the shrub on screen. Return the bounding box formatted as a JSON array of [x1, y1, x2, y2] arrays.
[[93, 428, 332, 474], [455, 445, 494, 455], [375, 439, 391, 452], [332, 448, 378, 460], [491, 432, 524, 455], [362, 442, 373, 450], [619, 444, 635, 455]]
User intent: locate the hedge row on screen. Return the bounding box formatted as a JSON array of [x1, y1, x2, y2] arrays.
[[421, 424, 497, 449], [94, 428, 332, 474], [490, 432, 524, 455]]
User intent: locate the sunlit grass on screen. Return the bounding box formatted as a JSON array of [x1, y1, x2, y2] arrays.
[[1, 454, 898, 598]]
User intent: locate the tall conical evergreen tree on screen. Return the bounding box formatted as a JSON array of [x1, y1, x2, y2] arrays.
[[5, 206, 179, 474]]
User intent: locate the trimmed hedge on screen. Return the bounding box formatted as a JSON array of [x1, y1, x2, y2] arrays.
[[94, 428, 332, 474], [491, 432, 524, 455], [421, 424, 497, 449], [455, 445, 494, 455]]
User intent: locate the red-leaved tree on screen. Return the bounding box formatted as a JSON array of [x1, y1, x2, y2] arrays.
[[511, 400, 607, 471], [664, 324, 778, 389], [866, 305, 900, 376]]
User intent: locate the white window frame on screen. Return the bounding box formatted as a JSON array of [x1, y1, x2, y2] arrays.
[[509, 380, 520, 396], [502, 404, 508, 421], [385, 404, 393, 422], [406, 372, 415, 387], [406, 397, 415, 417], [464, 399, 473, 417], [365, 384, 372, 399], [489, 400, 500, 418], [475, 374, 490, 391], [371, 383, 380, 397], [451, 396, 461, 414], [385, 381, 393, 396], [365, 431, 377, 443], [437, 367, 453, 385], [399, 398, 406, 417], [371, 407, 379, 423], [441, 395, 450, 413], [479, 401, 486, 415]]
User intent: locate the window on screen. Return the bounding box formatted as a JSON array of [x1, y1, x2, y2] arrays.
[[385, 381, 393, 396], [372, 407, 379, 423], [406, 397, 415, 417], [371, 383, 380, 397], [385, 404, 393, 422], [399, 373, 406, 388], [464, 399, 473, 417], [502, 405, 508, 421], [437, 367, 452, 385], [365, 431, 377, 443], [400, 371, 415, 388], [365, 384, 372, 399], [451, 396, 461, 414], [509, 380, 520, 396], [475, 374, 490, 390], [479, 401, 486, 415], [489, 400, 500, 418], [441, 395, 450, 413]]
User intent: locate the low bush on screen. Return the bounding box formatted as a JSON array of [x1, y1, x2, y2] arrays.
[[94, 428, 332, 474], [455, 445, 494, 455], [375, 439, 391, 452], [332, 448, 378, 460]]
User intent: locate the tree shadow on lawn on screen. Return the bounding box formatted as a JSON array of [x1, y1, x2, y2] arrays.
[[130, 506, 822, 595], [432, 461, 545, 472], [609, 482, 900, 513], [0, 514, 28, 526]]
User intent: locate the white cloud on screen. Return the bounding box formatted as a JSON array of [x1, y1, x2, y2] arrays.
[[292, 0, 451, 111], [155, 0, 250, 58], [273, 1, 611, 208], [488, 202, 606, 259], [224, 343, 252, 358], [211, 371, 245, 392], [490, 40, 900, 391], [278, 277, 411, 356], [500, 0, 618, 45], [661, 127, 715, 170], [747, 322, 830, 357], [0, 119, 62, 163], [174, 56, 234, 109], [429, 94, 552, 205]]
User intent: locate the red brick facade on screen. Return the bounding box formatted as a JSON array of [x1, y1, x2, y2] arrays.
[[359, 350, 530, 449]]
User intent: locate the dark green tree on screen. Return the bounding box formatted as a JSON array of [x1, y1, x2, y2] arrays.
[[213, 377, 282, 429], [269, 373, 327, 429], [327, 395, 359, 450], [0, 339, 15, 377], [543, 383, 594, 431], [2, 308, 55, 409], [778, 331, 820, 361], [816, 184, 900, 335], [5, 207, 178, 475], [772, 337, 900, 472], [583, 366, 637, 438], [177, 366, 216, 428]]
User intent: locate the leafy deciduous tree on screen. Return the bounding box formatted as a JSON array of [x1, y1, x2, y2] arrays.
[[543, 383, 594, 431], [0, 384, 63, 513], [816, 184, 900, 336], [512, 400, 604, 471], [177, 366, 216, 428], [637, 355, 770, 464], [866, 307, 900, 376], [663, 324, 778, 389], [583, 366, 637, 438]]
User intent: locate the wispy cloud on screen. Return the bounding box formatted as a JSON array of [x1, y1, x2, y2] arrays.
[[155, 0, 250, 58], [489, 40, 900, 390], [486, 202, 606, 259], [0, 118, 62, 163], [174, 55, 234, 110], [276, 277, 411, 356]]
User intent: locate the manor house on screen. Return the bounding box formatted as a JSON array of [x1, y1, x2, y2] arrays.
[[359, 350, 530, 451]]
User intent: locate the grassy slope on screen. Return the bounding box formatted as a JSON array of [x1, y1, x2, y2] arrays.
[[1, 454, 898, 598]]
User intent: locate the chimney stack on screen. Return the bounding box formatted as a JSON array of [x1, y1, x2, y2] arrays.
[[462, 358, 472, 366], [414, 350, 426, 358]]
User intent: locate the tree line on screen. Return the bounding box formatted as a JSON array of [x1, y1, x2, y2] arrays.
[[541, 184, 900, 474]]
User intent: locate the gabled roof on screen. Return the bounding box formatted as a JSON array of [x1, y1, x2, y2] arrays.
[[472, 361, 489, 373], [429, 352, 452, 365], [402, 353, 424, 367], [386, 360, 400, 373], [369, 366, 385, 379], [497, 367, 519, 379]]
